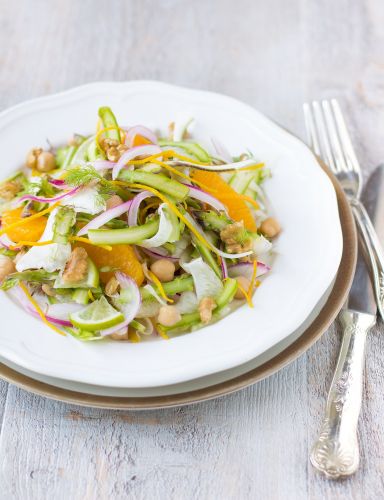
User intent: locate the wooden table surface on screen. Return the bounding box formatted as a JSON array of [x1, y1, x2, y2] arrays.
[[1, 1, 384, 498]]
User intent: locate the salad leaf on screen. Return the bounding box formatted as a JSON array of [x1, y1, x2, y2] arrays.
[[52, 206, 76, 244], [0, 269, 57, 291], [181, 257, 223, 300]]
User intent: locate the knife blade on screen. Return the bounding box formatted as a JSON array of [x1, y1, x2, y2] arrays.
[[348, 165, 384, 314]]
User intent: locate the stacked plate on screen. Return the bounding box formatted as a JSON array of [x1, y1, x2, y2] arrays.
[[0, 82, 356, 409]]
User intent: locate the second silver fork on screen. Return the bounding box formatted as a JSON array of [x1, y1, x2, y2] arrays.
[[303, 99, 384, 478], [304, 99, 384, 321]]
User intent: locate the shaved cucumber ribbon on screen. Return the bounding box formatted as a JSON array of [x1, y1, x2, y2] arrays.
[[183, 213, 253, 259]]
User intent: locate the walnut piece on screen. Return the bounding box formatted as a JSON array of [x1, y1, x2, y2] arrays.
[[63, 247, 88, 283], [100, 138, 127, 162], [0, 181, 20, 201], [198, 297, 216, 324], [220, 221, 253, 254], [105, 276, 120, 297]]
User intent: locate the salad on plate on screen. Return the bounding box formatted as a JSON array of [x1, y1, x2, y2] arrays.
[[0, 107, 280, 342]]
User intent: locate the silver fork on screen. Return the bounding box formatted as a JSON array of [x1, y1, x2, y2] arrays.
[[304, 99, 384, 320], [303, 99, 384, 478]]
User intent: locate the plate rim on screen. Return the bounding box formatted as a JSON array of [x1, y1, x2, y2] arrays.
[[0, 80, 344, 387], [0, 161, 356, 409]]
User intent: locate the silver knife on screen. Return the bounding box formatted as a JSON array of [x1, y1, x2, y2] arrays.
[[309, 166, 384, 478]]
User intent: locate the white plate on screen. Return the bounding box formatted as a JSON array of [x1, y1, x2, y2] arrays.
[[0, 81, 343, 388], [0, 281, 334, 398]]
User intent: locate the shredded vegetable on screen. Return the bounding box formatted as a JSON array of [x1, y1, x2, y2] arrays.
[[0, 105, 278, 342]]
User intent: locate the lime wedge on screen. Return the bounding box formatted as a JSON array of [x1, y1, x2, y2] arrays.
[[54, 258, 99, 290], [69, 296, 124, 331]]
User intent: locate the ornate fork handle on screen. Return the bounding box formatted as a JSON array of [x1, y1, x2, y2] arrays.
[[351, 198, 384, 320], [310, 310, 375, 478]]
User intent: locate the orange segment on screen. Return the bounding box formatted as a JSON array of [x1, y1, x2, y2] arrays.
[[132, 134, 151, 147], [74, 242, 144, 286], [190, 171, 257, 231], [1, 207, 47, 242]]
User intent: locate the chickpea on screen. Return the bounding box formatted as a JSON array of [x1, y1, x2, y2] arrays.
[[26, 148, 43, 169], [36, 151, 56, 172], [110, 328, 129, 341], [0, 256, 15, 283], [157, 305, 181, 327], [260, 217, 281, 238], [106, 194, 123, 210], [150, 259, 175, 282], [234, 276, 251, 300], [198, 297, 216, 324]]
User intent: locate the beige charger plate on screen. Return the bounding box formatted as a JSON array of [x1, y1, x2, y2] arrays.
[[0, 162, 356, 409]]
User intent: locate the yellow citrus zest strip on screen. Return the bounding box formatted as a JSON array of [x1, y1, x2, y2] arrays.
[[9, 240, 53, 250], [116, 181, 215, 254], [150, 159, 212, 191], [70, 236, 112, 252], [239, 194, 260, 210], [156, 325, 170, 340], [88, 290, 95, 302], [95, 126, 126, 148], [236, 282, 254, 308], [168, 151, 265, 171], [128, 329, 141, 343], [0, 203, 59, 237], [19, 282, 65, 336], [165, 151, 210, 166], [248, 260, 258, 296], [125, 151, 166, 165], [237, 163, 264, 172], [146, 269, 174, 303]]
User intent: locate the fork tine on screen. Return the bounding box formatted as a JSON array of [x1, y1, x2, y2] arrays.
[[312, 100, 339, 173], [303, 102, 321, 156], [330, 99, 361, 174], [321, 100, 349, 173]]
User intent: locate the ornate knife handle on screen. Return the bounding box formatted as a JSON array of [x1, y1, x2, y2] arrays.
[[351, 198, 384, 320], [310, 310, 375, 478]]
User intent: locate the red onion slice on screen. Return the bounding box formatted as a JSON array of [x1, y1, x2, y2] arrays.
[[18, 186, 80, 204], [112, 145, 163, 180], [8, 286, 84, 327], [0, 233, 19, 250], [184, 183, 227, 212], [124, 125, 157, 147], [127, 191, 153, 226], [92, 160, 116, 171], [220, 256, 228, 279], [141, 248, 179, 261], [228, 261, 271, 280], [77, 199, 132, 236], [101, 272, 141, 336], [48, 179, 69, 189]]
